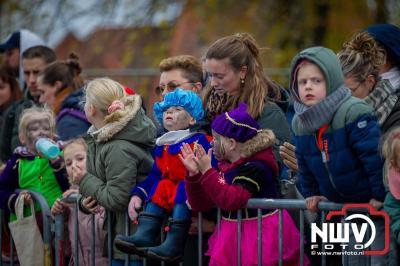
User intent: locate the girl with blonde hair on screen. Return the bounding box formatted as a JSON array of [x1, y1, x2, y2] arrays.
[[78, 78, 156, 265]]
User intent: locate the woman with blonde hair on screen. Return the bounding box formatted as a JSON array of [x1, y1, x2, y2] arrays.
[[338, 30, 400, 134], [78, 78, 156, 265]]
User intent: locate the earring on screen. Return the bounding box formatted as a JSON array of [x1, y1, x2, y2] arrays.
[[240, 78, 245, 85]]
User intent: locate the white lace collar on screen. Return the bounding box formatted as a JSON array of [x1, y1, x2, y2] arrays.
[[156, 129, 197, 146]]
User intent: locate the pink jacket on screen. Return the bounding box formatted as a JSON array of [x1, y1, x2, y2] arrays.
[[65, 204, 108, 266]]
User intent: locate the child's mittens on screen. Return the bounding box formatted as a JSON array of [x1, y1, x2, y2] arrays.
[[128, 195, 143, 222], [388, 167, 400, 200]]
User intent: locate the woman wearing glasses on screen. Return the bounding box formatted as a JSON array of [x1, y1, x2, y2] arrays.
[[338, 24, 400, 266], [338, 24, 400, 134], [153, 54, 215, 265], [156, 55, 204, 99], [155, 55, 212, 135]]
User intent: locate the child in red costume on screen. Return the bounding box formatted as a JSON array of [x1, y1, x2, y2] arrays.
[[115, 88, 213, 262]]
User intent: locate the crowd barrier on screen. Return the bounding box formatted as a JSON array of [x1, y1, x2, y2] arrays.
[[1, 191, 378, 266]]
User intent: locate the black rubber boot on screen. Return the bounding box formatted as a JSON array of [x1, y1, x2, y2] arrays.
[[114, 212, 164, 256], [146, 219, 191, 262]]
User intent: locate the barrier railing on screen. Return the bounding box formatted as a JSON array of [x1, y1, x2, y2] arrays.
[[2, 194, 378, 266], [245, 198, 343, 266]]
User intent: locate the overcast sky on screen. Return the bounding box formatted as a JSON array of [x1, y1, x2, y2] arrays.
[[48, 0, 181, 47], [1, 0, 182, 47]]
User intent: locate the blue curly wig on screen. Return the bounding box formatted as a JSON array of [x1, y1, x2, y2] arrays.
[[153, 88, 204, 125]]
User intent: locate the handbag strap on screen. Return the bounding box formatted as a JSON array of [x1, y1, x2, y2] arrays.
[[14, 194, 36, 220]]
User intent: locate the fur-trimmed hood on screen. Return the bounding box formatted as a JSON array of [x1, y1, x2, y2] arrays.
[[241, 129, 275, 158], [218, 129, 279, 176], [88, 95, 156, 148]]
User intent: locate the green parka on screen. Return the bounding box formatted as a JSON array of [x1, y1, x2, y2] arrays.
[[79, 94, 156, 260]]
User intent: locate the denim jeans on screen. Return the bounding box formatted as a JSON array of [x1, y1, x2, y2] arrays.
[[145, 201, 191, 220]]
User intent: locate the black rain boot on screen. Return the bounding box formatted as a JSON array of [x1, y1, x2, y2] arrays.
[[114, 212, 164, 256], [146, 219, 191, 262]]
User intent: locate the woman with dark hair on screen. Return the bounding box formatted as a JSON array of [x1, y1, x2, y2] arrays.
[[37, 53, 90, 140], [0, 66, 22, 263], [0, 67, 22, 162]]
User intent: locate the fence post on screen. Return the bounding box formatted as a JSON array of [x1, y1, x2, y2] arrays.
[[0, 210, 2, 266], [91, 213, 96, 266], [19, 190, 53, 266], [198, 212, 203, 266], [257, 208, 262, 266], [74, 201, 79, 265], [321, 211, 326, 266], [300, 209, 304, 266], [278, 209, 283, 266], [107, 210, 112, 266], [54, 213, 64, 266], [9, 233, 14, 266], [237, 209, 242, 266]]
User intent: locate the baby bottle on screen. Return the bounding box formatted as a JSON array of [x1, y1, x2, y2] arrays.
[[35, 138, 60, 159]]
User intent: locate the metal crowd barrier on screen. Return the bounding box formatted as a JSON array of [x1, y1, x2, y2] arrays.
[[51, 196, 346, 266], [2, 194, 377, 266]]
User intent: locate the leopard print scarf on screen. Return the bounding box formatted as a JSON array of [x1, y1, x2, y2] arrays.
[[204, 88, 228, 122]]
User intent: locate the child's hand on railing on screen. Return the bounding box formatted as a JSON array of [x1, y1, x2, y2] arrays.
[[369, 198, 383, 210], [82, 196, 99, 214], [51, 198, 67, 215], [20, 190, 32, 205], [305, 195, 327, 212], [128, 195, 143, 222]]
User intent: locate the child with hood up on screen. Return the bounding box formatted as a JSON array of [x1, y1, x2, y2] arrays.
[[289, 47, 386, 264]]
